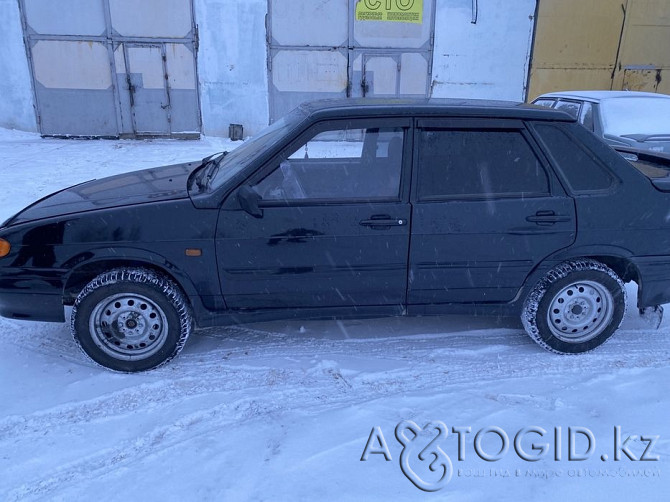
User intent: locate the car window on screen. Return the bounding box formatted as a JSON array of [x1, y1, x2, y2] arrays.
[[579, 102, 594, 131], [416, 129, 549, 200], [554, 100, 581, 119], [599, 97, 670, 137], [533, 124, 614, 192], [254, 126, 404, 201], [533, 98, 556, 108], [208, 107, 307, 190]]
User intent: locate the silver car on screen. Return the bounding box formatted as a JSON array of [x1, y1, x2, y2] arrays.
[[532, 91, 670, 154]]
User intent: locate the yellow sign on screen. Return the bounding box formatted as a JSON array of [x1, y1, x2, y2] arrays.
[[356, 0, 423, 24]]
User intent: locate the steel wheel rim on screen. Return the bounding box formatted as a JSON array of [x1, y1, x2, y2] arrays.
[[90, 293, 169, 360], [547, 280, 614, 343]]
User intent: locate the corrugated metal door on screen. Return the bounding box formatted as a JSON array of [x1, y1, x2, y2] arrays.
[[622, 68, 666, 93], [527, 0, 625, 98], [613, 0, 670, 94], [268, 0, 435, 122], [350, 0, 434, 99], [19, 0, 201, 138], [360, 54, 401, 97], [528, 0, 670, 99], [20, 0, 118, 136], [125, 44, 171, 135], [267, 0, 350, 122]]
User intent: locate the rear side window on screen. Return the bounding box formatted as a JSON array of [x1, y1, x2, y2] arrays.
[[533, 98, 556, 108], [554, 100, 581, 119], [579, 102, 594, 131], [417, 129, 549, 200], [533, 124, 614, 192]]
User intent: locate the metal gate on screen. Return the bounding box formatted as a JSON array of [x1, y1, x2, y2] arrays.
[[528, 0, 670, 99], [267, 0, 436, 122], [19, 0, 201, 138]]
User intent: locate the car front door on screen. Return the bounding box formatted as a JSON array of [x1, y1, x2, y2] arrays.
[[216, 118, 412, 310], [408, 119, 577, 304]]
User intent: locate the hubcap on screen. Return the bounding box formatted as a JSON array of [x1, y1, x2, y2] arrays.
[[547, 280, 614, 343], [90, 293, 169, 360]]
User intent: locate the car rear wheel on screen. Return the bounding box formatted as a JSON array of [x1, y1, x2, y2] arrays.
[[522, 259, 626, 354], [71, 268, 193, 372]]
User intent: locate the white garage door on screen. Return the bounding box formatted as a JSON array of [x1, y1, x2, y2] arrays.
[[20, 0, 201, 138], [267, 0, 436, 122]]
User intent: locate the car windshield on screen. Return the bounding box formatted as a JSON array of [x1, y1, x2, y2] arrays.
[[207, 107, 308, 190], [600, 97, 670, 138]]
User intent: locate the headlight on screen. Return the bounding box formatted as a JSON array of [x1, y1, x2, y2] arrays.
[[0, 238, 10, 257]]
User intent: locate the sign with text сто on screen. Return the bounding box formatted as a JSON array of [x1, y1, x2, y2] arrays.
[[355, 0, 423, 24]]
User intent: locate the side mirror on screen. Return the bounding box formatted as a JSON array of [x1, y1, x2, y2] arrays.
[[237, 185, 263, 218]]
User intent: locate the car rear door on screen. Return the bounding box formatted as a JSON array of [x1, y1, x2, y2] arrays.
[[216, 118, 412, 310], [408, 118, 576, 304]]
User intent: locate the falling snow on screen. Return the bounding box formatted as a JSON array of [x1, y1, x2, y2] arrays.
[[1, 128, 669, 501]]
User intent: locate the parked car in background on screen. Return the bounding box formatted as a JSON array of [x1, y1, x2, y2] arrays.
[[532, 91, 670, 154], [2, 98, 670, 372]]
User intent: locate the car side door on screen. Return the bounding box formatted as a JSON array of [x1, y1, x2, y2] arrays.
[[216, 118, 412, 310], [408, 118, 577, 304]]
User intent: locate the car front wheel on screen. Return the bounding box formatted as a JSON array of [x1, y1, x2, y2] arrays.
[[522, 259, 626, 354], [71, 268, 193, 372]]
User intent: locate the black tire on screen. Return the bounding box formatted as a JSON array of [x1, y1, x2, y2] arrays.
[[522, 259, 626, 354], [71, 268, 193, 372]]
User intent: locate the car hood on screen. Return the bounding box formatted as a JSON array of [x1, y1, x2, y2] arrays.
[[5, 160, 201, 226]]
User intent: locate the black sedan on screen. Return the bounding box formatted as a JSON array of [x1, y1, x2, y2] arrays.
[[1, 98, 669, 371]]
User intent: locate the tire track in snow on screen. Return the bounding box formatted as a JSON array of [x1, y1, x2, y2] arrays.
[[2, 320, 668, 441], [3, 395, 285, 502], [2, 314, 669, 501], [0, 369, 273, 440], [6, 337, 668, 502]]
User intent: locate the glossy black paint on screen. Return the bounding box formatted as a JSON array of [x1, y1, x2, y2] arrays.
[[217, 202, 411, 309], [0, 199, 219, 322], [2, 98, 670, 328], [5, 161, 200, 226], [408, 196, 576, 304]]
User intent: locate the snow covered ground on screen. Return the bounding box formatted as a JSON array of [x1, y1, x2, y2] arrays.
[[0, 128, 669, 501]]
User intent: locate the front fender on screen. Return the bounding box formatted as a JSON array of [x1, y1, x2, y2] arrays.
[[63, 246, 202, 299]]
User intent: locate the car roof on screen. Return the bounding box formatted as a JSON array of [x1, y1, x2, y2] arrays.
[[536, 90, 670, 103], [298, 97, 576, 122]]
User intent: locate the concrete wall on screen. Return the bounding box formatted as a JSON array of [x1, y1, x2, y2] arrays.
[[0, 0, 38, 131], [431, 0, 536, 101], [194, 0, 269, 137]]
